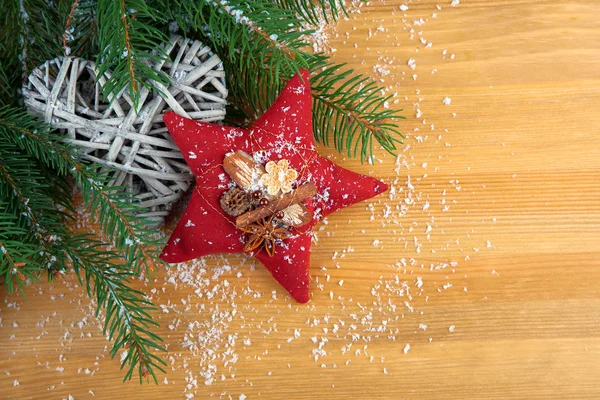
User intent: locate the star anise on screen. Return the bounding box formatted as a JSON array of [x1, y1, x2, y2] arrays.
[[241, 217, 292, 256]]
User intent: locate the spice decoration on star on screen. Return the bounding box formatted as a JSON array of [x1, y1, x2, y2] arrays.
[[160, 70, 388, 303], [219, 150, 315, 256]]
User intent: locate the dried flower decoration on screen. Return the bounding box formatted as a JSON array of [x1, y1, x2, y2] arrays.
[[260, 159, 298, 196]]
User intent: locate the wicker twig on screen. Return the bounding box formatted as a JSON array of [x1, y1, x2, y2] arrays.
[[22, 35, 227, 224]]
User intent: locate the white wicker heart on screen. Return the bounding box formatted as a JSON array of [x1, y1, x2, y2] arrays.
[[23, 35, 227, 224]]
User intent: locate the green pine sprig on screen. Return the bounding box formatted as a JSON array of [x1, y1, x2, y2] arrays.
[[164, 0, 404, 160], [0, 208, 43, 294], [169, 0, 311, 113], [0, 106, 166, 383], [66, 233, 167, 383], [62, 0, 98, 59], [275, 0, 347, 26], [309, 59, 405, 161], [96, 0, 170, 108]]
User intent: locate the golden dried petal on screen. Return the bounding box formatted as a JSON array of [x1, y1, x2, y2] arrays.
[[260, 173, 271, 185], [285, 168, 298, 182], [277, 159, 289, 170], [267, 181, 281, 196], [265, 161, 277, 174], [280, 181, 293, 194]]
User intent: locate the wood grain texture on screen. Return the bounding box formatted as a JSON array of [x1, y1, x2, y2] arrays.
[[2, 1, 600, 398]]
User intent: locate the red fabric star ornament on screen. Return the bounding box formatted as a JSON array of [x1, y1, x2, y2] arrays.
[[161, 70, 388, 303]]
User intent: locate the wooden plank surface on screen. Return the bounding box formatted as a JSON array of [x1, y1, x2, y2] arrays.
[[2, 1, 600, 398]]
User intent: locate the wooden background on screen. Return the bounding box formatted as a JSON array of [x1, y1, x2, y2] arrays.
[[2, 1, 600, 398]]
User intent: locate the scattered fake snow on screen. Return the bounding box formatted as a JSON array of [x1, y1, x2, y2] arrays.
[[0, 2, 497, 398]]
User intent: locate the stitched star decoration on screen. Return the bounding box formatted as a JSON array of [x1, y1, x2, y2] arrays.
[[161, 70, 388, 303]]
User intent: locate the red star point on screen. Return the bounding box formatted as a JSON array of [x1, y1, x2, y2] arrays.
[[161, 70, 388, 303]]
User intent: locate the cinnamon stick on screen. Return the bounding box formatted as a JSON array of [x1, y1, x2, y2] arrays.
[[236, 182, 317, 229], [223, 150, 264, 191]]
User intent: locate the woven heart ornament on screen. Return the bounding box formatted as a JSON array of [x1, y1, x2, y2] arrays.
[[23, 35, 227, 224]]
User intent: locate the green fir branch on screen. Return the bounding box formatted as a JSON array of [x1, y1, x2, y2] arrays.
[[0, 59, 16, 105], [0, 106, 166, 382], [169, 0, 403, 160], [171, 0, 311, 113], [8, 0, 67, 75], [309, 60, 405, 162], [0, 107, 163, 276], [0, 143, 69, 271], [275, 0, 347, 25], [0, 208, 42, 293], [66, 233, 167, 383], [96, 0, 169, 108], [1, 0, 83, 103], [61, 0, 99, 59]]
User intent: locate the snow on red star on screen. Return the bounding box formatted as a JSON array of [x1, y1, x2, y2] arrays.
[[161, 70, 388, 303]]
